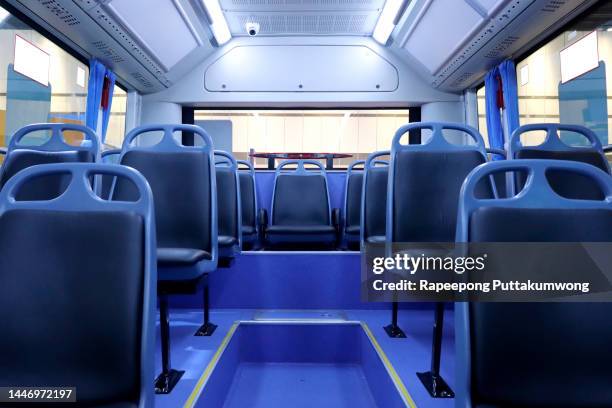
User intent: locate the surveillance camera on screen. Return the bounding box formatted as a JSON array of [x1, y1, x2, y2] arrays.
[[246, 22, 260, 36]]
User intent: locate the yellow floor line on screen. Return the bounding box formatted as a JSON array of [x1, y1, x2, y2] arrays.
[[183, 322, 239, 408], [361, 322, 418, 408]]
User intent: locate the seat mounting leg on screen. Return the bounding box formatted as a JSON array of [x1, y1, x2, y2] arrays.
[[384, 301, 406, 338], [417, 302, 454, 398], [155, 295, 184, 394], [195, 280, 217, 336]]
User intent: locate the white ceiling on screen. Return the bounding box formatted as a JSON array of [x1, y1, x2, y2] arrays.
[[4, 0, 595, 94]]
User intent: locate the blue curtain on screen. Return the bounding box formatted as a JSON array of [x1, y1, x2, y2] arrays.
[[484, 67, 504, 160], [100, 70, 116, 142], [85, 59, 105, 133], [86, 59, 116, 143], [499, 60, 520, 140]]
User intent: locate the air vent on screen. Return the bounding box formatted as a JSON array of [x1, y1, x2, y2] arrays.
[[452, 72, 475, 87], [91, 40, 125, 63], [230, 13, 373, 35], [38, 0, 80, 26], [431, 0, 529, 87], [484, 35, 519, 58], [226, 0, 381, 10], [130, 72, 153, 88], [542, 0, 566, 12]]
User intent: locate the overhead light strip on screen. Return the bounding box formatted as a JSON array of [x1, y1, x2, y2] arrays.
[[202, 0, 231, 46], [373, 0, 411, 45], [0, 6, 10, 24]]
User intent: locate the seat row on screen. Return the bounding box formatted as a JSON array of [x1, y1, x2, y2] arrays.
[[342, 121, 612, 406], [0, 121, 611, 407]]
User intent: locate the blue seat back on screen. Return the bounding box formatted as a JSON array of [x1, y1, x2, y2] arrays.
[[237, 160, 258, 237], [388, 122, 489, 243], [343, 160, 364, 235], [361, 152, 389, 245], [114, 124, 217, 264], [271, 160, 331, 227], [456, 159, 612, 408], [215, 151, 242, 250], [0, 163, 156, 408], [509, 123, 611, 198], [0, 123, 100, 198]]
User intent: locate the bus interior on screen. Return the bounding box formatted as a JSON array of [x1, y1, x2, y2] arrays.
[[1, 0, 612, 407]]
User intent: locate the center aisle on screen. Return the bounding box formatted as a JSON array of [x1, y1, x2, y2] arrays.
[[154, 308, 455, 408]]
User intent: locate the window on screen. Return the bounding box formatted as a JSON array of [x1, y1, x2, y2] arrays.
[[0, 5, 87, 152], [516, 2, 612, 151], [194, 109, 410, 168], [105, 85, 127, 148], [476, 85, 489, 146]]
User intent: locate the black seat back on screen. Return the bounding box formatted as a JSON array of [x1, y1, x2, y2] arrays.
[[510, 124, 610, 199], [237, 160, 257, 240], [113, 124, 217, 261], [343, 160, 364, 239], [0, 123, 100, 199], [456, 159, 612, 408], [361, 152, 389, 244], [389, 122, 489, 243], [271, 160, 331, 227], [215, 151, 241, 252], [0, 163, 156, 407]]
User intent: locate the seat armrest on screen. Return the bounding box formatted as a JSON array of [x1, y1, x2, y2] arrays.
[[331, 208, 341, 230], [258, 209, 268, 247], [258, 208, 268, 229], [332, 208, 341, 249]]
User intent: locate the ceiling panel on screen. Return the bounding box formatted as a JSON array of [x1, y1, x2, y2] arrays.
[[474, 0, 506, 16], [105, 0, 199, 70], [205, 45, 398, 92], [402, 0, 483, 74]]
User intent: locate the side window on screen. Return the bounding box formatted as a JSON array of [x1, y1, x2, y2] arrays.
[[476, 85, 489, 147], [517, 23, 612, 149], [0, 5, 88, 149], [104, 85, 127, 148]]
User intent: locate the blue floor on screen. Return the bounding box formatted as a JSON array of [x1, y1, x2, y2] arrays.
[[225, 363, 377, 408], [155, 308, 455, 408]]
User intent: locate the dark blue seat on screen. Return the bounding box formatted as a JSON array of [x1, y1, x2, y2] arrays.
[[237, 160, 259, 250], [343, 160, 364, 250], [361, 152, 389, 247], [266, 160, 338, 249], [215, 151, 242, 264], [0, 163, 156, 408], [387, 122, 490, 396], [509, 123, 611, 198], [112, 124, 218, 394], [0, 123, 100, 198], [456, 159, 612, 408]]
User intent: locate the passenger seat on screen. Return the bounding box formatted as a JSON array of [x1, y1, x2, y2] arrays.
[[0, 163, 156, 407], [266, 159, 339, 250]]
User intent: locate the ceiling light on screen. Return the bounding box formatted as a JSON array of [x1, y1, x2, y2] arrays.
[[373, 0, 407, 45], [0, 7, 10, 24], [202, 0, 231, 46]]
